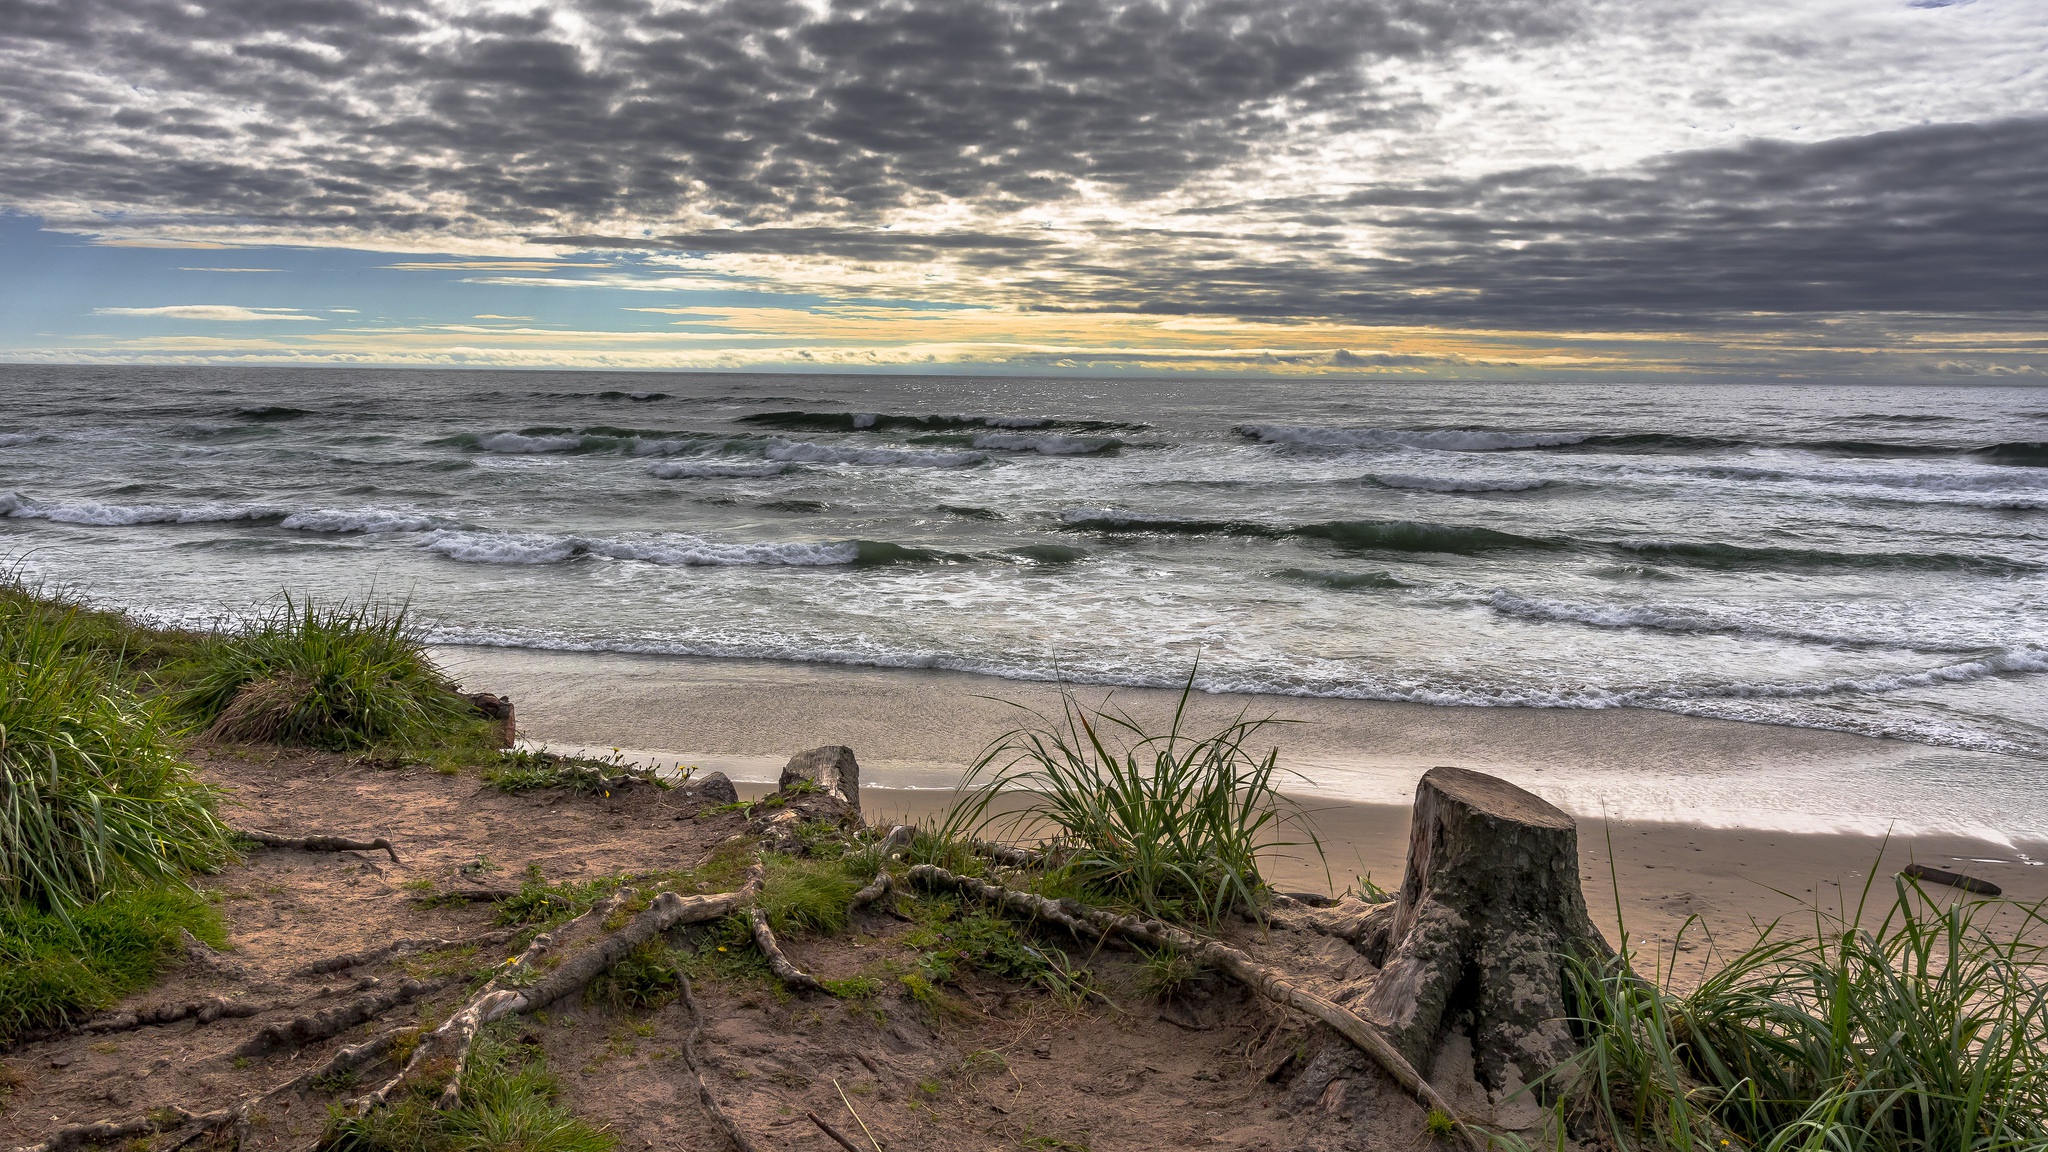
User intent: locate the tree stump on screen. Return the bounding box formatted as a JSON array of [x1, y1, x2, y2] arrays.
[[1357, 766, 1609, 1096]]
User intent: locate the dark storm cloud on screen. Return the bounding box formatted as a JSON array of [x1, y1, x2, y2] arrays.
[[0, 0, 1561, 228], [1052, 116, 2048, 326], [2, 0, 2040, 332]]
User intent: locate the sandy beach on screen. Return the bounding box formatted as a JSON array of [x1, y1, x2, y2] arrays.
[[435, 644, 2048, 965]]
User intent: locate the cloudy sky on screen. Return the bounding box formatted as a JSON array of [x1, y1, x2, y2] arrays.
[[1, 0, 2044, 378]]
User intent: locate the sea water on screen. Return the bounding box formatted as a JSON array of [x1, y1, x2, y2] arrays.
[[4, 366, 2044, 829]]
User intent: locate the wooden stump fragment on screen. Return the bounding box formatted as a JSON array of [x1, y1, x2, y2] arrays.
[[1360, 766, 1609, 1094]]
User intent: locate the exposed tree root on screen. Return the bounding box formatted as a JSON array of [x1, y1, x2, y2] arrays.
[[907, 864, 1488, 1152], [360, 865, 765, 1110], [8, 1106, 233, 1152], [807, 1111, 864, 1152], [680, 971, 758, 1152], [234, 827, 400, 863], [750, 907, 829, 995], [849, 869, 892, 910], [410, 886, 521, 905], [293, 929, 517, 978], [86, 996, 266, 1034], [230, 977, 451, 1059]]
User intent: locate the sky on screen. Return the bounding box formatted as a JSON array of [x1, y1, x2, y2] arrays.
[[1, 0, 2045, 379]]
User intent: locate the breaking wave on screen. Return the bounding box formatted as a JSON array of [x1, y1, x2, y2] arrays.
[[1273, 568, 1419, 591], [1485, 590, 1993, 653], [1061, 510, 1561, 554], [418, 529, 961, 568]]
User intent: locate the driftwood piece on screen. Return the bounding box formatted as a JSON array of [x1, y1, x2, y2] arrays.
[[234, 827, 400, 863], [906, 864, 1485, 1152], [1358, 766, 1609, 1096], [750, 907, 829, 995], [1900, 862, 2001, 896]]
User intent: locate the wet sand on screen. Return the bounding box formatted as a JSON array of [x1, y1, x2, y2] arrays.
[[434, 645, 2048, 963]]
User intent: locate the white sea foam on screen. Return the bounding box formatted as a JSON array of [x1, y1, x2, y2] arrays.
[[762, 439, 986, 468], [0, 493, 277, 526], [1372, 473, 1549, 492], [0, 433, 41, 448], [647, 460, 792, 478], [972, 432, 1117, 455], [475, 431, 587, 453], [420, 529, 862, 567], [1484, 590, 1990, 652], [1239, 424, 1587, 451], [278, 509, 441, 534]]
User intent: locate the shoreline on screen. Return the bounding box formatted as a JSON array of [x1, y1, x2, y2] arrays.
[[432, 643, 2048, 841], [432, 644, 2048, 957]]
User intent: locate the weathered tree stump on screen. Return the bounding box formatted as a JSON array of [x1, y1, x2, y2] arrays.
[[1358, 766, 1609, 1095]]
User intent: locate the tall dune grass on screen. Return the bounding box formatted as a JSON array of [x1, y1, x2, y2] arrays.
[[178, 596, 473, 750], [950, 673, 1319, 927], [1547, 877, 2048, 1152], [1, 589, 232, 914]]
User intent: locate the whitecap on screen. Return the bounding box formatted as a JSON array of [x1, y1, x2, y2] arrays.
[[475, 431, 587, 453]]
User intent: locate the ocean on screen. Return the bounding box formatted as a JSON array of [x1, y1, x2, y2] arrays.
[[4, 365, 2045, 827]]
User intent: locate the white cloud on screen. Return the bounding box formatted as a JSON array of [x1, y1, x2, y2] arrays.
[[93, 304, 324, 321]]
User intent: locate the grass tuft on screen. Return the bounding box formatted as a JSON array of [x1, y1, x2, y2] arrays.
[[1, 585, 232, 914], [0, 883, 225, 1040], [951, 667, 1320, 927], [1541, 876, 2048, 1152], [321, 1027, 612, 1152], [178, 595, 473, 751]]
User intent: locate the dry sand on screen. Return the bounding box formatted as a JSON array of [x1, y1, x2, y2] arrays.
[[434, 645, 2048, 963]]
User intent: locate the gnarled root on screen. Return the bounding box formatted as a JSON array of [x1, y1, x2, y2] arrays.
[[230, 977, 452, 1059], [8, 1106, 233, 1152], [234, 828, 400, 863], [849, 869, 892, 910], [360, 866, 765, 1110], [294, 929, 517, 978], [680, 972, 758, 1152], [749, 908, 828, 995], [87, 996, 265, 1035], [907, 864, 1487, 1152]]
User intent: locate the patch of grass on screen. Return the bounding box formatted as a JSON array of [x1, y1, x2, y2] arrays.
[[1135, 945, 1202, 1001], [760, 853, 868, 937], [482, 749, 668, 796], [0, 882, 226, 1040], [176, 595, 475, 751], [493, 868, 630, 930], [953, 667, 1320, 927], [321, 1027, 612, 1152], [588, 939, 685, 1012], [1424, 1108, 1458, 1139], [1540, 876, 2048, 1152], [903, 905, 1093, 1000], [1, 586, 233, 913]]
